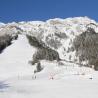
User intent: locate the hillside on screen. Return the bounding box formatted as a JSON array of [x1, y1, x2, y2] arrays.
[[0, 17, 98, 98]]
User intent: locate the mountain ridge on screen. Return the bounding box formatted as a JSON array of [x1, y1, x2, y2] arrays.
[[0, 16, 98, 70]]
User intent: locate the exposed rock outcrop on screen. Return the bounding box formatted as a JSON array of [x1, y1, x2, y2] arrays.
[[0, 34, 18, 53], [0, 34, 12, 53]]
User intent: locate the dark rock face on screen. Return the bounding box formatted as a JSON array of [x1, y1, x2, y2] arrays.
[[0, 34, 12, 53], [0, 34, 18, 53], [73, 27, 98, 70], [27, 35, 60, 65]]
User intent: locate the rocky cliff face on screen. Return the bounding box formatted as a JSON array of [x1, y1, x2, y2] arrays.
[[0, 34, 12, 53]]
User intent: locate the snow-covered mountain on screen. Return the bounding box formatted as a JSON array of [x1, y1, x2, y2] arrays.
[[0, 17, 98, 68], [0, 17, 98, 98]]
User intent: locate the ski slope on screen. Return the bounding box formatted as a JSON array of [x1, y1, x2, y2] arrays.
[[0, 34, 98, 98], [0, 34, 34, 80]]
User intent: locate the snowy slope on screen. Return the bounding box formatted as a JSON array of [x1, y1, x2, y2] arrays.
[[0, 34, 35, 80], [0, 75, 98, 98], [0, 34, 94, 80], [0, 34, 98, 98]]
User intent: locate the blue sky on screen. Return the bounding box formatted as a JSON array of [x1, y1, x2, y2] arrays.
[[0, 0, 98, 23]]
